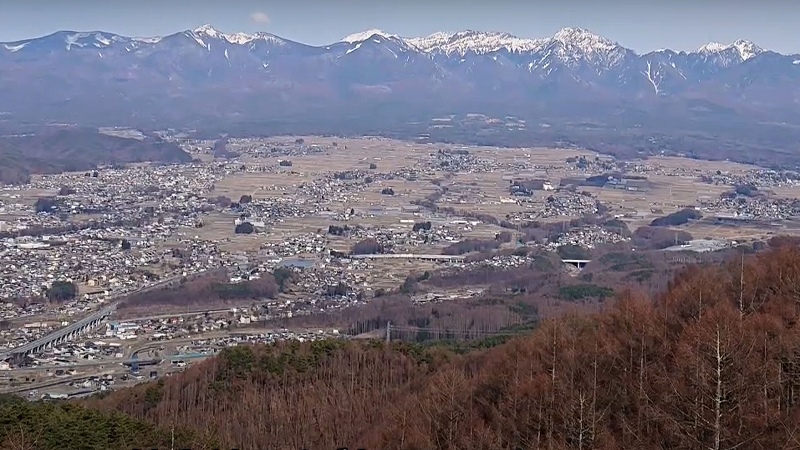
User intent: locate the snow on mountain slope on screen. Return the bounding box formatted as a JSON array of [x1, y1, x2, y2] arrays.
[[341, 29, 400, 44], [3, 22, 800, 124], [406, 30, 545, 55], [58, 32, 130, 50], [543, 27, 630, 67], [404, 27, 630, 70], [189, 24, 287, 46], [697, 39, 763, 61], [2, 42, 28, 52], [0, 24, 773, 96], [0, 31, 133, 53], [131, 36, 162, 44], [337, 29, 421, 60]]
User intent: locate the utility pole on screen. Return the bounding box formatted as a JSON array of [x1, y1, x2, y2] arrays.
[[385, 321, 391, 343]]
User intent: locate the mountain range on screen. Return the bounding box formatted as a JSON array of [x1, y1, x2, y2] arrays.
[[1, 25, 800, 166]]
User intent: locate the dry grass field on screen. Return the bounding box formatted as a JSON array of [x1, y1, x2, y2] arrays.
[[182, 136, 800, 252], [9, 135, 800, 265]]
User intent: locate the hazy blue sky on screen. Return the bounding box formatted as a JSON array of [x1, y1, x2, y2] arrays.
[[2, 1, 798, 54]]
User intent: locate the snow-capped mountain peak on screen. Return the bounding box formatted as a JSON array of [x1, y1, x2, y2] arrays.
[[406, 30, 544, 55], [542, 27, 629, 67], [341, 29, 399, 44], [188, 25, 285, 46], [697, 42, 727, 53], [551, 27, 619, 53], [731, 39, 763, 60], [0, 23, 797, 126], [697, 39, 763, 61], [192, 24, 221, 37]]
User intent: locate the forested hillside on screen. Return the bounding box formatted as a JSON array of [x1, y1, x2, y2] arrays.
[[72, 244, 800, 450], [0, 128, 192, 184]]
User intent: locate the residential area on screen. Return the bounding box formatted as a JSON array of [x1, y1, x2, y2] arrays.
[[2, 136, 800, 399]]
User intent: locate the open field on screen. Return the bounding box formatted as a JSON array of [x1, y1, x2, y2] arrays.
[[7, 137, 800, 289], [183, 136, 800, 251]]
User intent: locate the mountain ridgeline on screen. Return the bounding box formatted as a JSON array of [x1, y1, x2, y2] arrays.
[[0, 128, 192, 184], [50, 244, 800, 450], [1, 26, 800, 161]]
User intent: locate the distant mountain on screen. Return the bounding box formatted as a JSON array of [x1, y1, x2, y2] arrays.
[[0, 128, 191, 184], [1, 25, 800, 162]]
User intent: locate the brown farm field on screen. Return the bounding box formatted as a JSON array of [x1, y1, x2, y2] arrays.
[[185, 136, 800, 252]]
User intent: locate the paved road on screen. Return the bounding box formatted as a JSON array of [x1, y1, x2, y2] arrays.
[[0, 370, 118, 394], [8, 329, 272, 372]]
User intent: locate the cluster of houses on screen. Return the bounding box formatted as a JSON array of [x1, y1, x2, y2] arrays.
[[542, 226, 630, 251], [224, 138, 333, 159], [506, 192, 600, 222], [700, 196, 800, 221], [700, 169, 800, 188]]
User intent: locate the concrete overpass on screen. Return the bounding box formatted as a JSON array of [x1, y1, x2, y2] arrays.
[[562, 259, 591, 269], [0, 303, 117, 362], [0, 272, 207, 363], [350, 253, 465, 262]]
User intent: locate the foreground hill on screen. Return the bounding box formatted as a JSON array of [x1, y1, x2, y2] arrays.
[[0, 394, 212, 448], [0, 127, 192, 184], [2, 26, 800, 166], [70, 244, 800, 450]]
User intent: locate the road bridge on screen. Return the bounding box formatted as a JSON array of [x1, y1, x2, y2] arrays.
[[0, 303, 118, 362], [562, 259, 591, 269], [0, 272, 200, 364]]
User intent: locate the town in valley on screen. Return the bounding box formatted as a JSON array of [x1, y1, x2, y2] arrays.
[[2, 132, 800, 399]]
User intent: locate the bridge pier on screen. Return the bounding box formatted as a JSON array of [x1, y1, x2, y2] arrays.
[[562, 259, 591, 270], [1, 303, 116, 363]]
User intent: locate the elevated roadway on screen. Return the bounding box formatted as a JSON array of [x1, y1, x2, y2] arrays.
[[0, 303, 118, 361], [0, 273, 195, 362], [562, 259, 591, 269]]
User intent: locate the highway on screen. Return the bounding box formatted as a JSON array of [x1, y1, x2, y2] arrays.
[[1, 327, 344, 395], [0, 273, 193, 361], [0, 303, 118, 359], [1, 370, 118, 394], [8, 339, 194, 373], [8, 328, 285, 372]]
